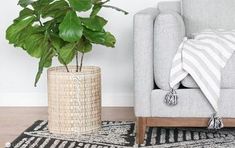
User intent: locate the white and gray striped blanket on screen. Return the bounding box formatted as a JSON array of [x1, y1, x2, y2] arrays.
[[167, 30, 235, 129]]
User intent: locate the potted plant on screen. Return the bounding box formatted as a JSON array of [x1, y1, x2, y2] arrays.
[[6, 0, 127, 134]]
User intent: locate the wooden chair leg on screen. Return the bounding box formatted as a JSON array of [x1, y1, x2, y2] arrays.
[[136, 117, 147, 144]]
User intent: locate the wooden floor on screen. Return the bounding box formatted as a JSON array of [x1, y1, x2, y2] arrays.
[[0, 107, 135, 147]]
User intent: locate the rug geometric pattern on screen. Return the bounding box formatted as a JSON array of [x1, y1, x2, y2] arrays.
[[10, 120, 235, 148]]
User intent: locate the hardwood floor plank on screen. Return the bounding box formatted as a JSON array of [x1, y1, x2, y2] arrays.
[[0, 107, 135, 147]]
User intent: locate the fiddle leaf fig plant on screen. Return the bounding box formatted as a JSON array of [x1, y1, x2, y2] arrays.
[[6, 0, 128, 86]]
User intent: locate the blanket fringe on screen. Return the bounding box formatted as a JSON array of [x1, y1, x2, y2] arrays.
[[208, 113, 224, 129], [165, 89, 178, 106]]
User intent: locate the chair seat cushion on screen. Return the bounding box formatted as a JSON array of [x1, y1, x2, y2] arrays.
[[151, 89, 235, 118], [182, 0, 235, 37], [182, 53, 235, 88]]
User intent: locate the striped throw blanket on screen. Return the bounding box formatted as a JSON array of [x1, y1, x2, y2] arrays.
[[166, 30, 235, 129]]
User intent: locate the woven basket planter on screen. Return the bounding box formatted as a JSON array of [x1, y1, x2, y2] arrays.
[[47, 66, 101, 135]]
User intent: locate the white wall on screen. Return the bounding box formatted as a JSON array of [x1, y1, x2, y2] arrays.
[[0, 0, 164, 106]]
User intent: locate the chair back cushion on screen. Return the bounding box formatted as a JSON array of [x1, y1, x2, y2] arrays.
[[182, 0, 235, 36], [154, 11, 185, 90]]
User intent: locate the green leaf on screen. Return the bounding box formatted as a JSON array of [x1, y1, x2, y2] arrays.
[[59, 11, 83, 42], [58, 43, 76, 64], [24, 34, 46, 58], [83, 29, 105, 44], [19, 8, 34, 17], [90, 4, 101, 17], [76, 38, 92, 53], [91, 0, 102, 4], [18, 0, 34, 7], [14, 25, 45, 48], [68, 0, 92, 11], [103, 32, 116, 47], [81, 16, 107, 31], [43, 20, 61, 33], [83, 29, 116, 47], [44, 56, 53, 67], [6, 16, 35, 45], [41, 0, 69, 19], [14, 8, 35, 22], [50, 34, 65, 50], [51, 23, 60, 33], [31, 0, 53, 12], [34, 48, 54, 87]]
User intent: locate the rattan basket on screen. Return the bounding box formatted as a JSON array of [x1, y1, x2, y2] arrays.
[[47, 66, 101, 135]]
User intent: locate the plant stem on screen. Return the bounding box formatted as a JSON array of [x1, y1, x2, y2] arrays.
[[102, 5, 128, 15], [50, 42, 70, 72], [38, 19, 43, 26], [64, 62, 70, 72], [52, 48, 70, 72], [76, 52, 79, 72], [79, 53, 84, 72]]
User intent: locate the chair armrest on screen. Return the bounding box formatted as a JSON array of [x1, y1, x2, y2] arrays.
[[134, 8, 160, 117]]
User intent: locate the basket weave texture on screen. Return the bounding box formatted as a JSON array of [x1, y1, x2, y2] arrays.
[[47, 66, 101, 135]]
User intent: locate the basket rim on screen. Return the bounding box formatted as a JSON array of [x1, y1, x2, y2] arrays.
[[47, 66, 101, 75]]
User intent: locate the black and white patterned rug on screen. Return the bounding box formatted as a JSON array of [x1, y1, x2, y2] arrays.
[[9, 120, 235, 148]]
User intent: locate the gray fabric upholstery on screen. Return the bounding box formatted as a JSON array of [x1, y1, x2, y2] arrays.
[[182, 0, 235, 37], [181, 75, 198, 88], [154, 11, 185, 90], [134, 1, 235, 118], [151, 89, 235, 118], [158, 1, 181, 14], [182, 53, 235, 88], [134, 8, 159, 117]]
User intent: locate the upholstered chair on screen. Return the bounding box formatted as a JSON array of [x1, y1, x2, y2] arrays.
[[134, 0, 235, 144]]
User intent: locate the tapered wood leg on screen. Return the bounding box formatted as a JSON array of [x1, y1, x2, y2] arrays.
[[136, 117, 147, 144]]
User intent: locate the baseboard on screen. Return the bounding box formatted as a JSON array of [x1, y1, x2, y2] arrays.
[[0, 92, 134, 107]]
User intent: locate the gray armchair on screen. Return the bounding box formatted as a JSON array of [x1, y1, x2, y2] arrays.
[[134, 0, 235, 144]]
